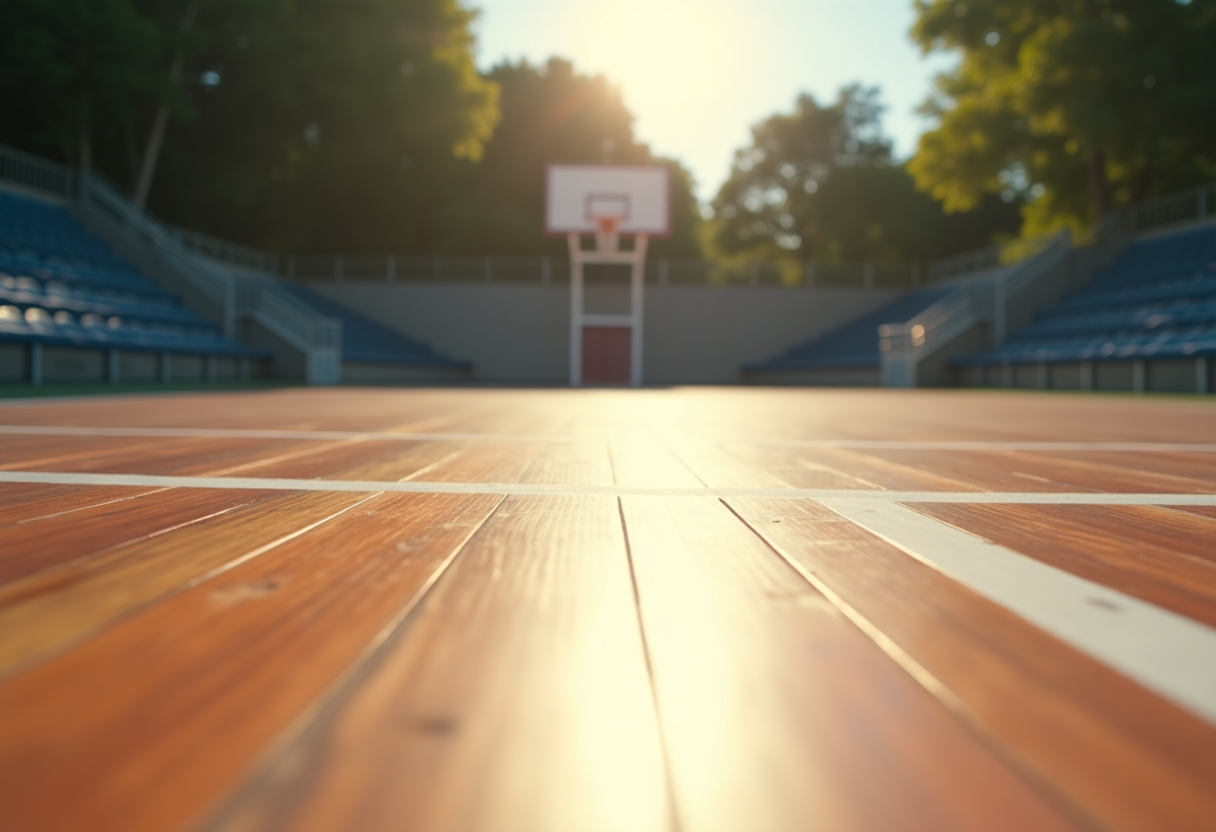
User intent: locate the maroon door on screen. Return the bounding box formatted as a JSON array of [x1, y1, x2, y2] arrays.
[[581, 326, 631, 385]]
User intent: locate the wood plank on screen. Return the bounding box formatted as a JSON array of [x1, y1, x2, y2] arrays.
[[0, 435, 174, 470], [908, 504, 1216, 626], [658, 438, 789, 489], [0, 488, 278, 585], [518, 438, 614, 485], [993, 450, 1216, 493], [191, 438, 429, 479], [607, 430, 704, 488], [417, 441, 547, 483], [836, 448, 1097, 492], [726, 444, 980, 491], [0, 489, 370, 675], [203, 495, 670, 832], [818, 447, 1216, 493], [319, 441, 475, 482], [0, 492, 500, 832], [1171, 505, 1216, 521], [0, 484, 156, 525], [729, 497, 1216, 832], [0, 435, 324, 476], [621, 495, 1079, 832], [1047, 451, 1216, 487]]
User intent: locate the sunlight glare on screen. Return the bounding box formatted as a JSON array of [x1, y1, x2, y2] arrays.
[[551, 0, 765, 180]]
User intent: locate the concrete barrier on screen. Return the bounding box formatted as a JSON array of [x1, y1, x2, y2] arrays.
[[303, 281, 903, 385]]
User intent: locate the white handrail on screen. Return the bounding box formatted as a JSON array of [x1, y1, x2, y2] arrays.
[[880, 232, 1071, 385], [926, 232, 1059, 284], [76, 172, 341, 382], [0, 143, 76, 198], [1130, 181, 1215, 232], [166, 224, 277, 274]]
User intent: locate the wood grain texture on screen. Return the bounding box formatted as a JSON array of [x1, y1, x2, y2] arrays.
[[621, 495, 1079, 832], [607, 429, 704, 488], [0, 492, 501, 832], [907, 503, 1216, 626], [0, 483, 156, 525], [1170, 505, 1216, 520], [0, 487, 277, 585], [204, 495, 671, 832], [729, 497, 1216, 832], [727, 444, 983, 491], [0, 490, 368, 674], [0, 387, 1212, 832], [1048, 450, 1216, 488]]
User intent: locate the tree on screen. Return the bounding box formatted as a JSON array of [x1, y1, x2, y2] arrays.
[[711, 86, 889, 262], [0, 0, 162, 175], [710, 85, 1018, 263], [909, 0, 1216, 235], [0, 0, 500, 226], [147, 0, 501, 252]]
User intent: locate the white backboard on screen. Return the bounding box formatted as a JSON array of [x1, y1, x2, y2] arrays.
[[546, 165, 670, 236]]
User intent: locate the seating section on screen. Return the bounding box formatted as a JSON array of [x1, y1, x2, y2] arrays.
[[744, 286, 954, 374], [279, 283, 470, 369], [0, 190, 263, 361], [958, 225, 1216, 367]]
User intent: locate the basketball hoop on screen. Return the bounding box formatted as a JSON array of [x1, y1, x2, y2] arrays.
[[592, 214, 622, 252]]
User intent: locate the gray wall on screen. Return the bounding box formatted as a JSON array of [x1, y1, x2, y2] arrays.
[[304, 281, 903, 384]]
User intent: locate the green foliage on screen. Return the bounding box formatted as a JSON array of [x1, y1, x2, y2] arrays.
[[711, 86, 1019, 263], [0, 0, 164, 165], [149, 0, 502, 252], [1, 0, 502, 250], [909, 0, 1216, 234], [157, 54, 700, 255], [1, 3, 697, 256]]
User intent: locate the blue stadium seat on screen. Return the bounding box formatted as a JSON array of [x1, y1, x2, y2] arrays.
[[744, 286, 955, 373], [957, 225, 1216, 368], [279, 283, 470, 369], [0, 190, 267, 365]]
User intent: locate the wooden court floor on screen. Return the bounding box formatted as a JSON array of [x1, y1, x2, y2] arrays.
[[0, 387, 1213, 832]]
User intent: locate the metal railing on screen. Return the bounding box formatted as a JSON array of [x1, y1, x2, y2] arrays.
[[880, 232, 1071, 386], [166, 224, 278, 274], [926, 232, 1059, 284], [0, 143, 76, 198], [1130, 181, 1216, 233], [76, 172, 341, 383], [233, 277, 341, 352], [286, 253, 924, 290]]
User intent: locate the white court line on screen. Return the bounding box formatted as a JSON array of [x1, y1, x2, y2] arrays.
[[821, 500, 1216, 725], [1, 470, 1215, 504], [1, 424, 1214, 452]]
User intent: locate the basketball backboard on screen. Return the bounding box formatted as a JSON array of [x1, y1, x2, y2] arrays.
[[545, 164, 670, 236]]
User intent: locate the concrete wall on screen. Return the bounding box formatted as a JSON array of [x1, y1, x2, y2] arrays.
[[303, 281, 903, 385], [958, 357, 1213, 395]]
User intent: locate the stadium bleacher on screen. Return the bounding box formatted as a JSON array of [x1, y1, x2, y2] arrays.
[[743, 285, 954, 383], [0, 189, 268, 383], [279, 283, 471, 373], [956, 225, 1216, 385]]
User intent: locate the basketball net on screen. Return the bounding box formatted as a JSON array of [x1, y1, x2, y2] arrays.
[[592, 214, 622, 252]]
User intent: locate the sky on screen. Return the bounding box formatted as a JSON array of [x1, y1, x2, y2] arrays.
[[471, 0, 957, 203]]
